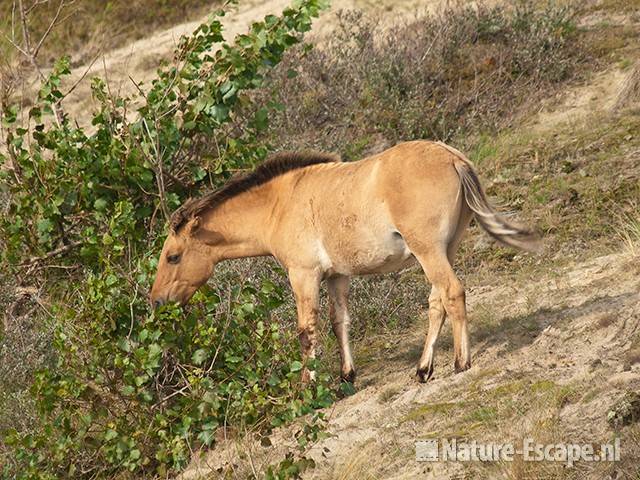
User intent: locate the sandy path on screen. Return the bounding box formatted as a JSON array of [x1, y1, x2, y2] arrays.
[[60, 0, 292, 123]]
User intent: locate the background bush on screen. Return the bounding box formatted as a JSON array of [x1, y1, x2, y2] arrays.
[[259, 2, 582, 157]]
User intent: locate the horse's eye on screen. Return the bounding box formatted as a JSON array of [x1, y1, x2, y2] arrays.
[[167, 254, 181, 264]]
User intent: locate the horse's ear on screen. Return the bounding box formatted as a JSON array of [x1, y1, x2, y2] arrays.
[[186, 216, 201, 236], [187, 216, 224, 245]]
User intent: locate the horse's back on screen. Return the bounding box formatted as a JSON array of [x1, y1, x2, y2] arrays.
[[270, 141, 465, 275]]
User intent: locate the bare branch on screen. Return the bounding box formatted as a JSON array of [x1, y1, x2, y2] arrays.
[[1, 31, 30, 58], [33, 0, 66, 59], [9, 0, 72, 127], [62, 51, 101, 99], [18, 240, 82, 267], [24, 0, 49, 16], [17, 0, 33, 58]]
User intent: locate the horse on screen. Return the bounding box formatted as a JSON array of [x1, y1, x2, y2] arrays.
[[150, 140, 539, 383]]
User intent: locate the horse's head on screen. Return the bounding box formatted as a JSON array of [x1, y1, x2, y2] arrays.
[[150, 216, 222, 308]]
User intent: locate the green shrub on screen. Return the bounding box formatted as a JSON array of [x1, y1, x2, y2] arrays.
[[0, 1, 333, 478], [3, 269, 333, 477]]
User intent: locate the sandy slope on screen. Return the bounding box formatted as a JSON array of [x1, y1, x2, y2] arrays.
[[54, 0, 629, 135], [180, 250, 640, 479], [59, 0, 292, 124], [57, 0, 462, 127], [305, 252, 640, 479], [529, 67, 629, 132]]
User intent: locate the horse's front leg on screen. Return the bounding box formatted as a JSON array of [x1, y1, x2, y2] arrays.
[[327, 275, 356, 383], [288, 268, 321, 382]]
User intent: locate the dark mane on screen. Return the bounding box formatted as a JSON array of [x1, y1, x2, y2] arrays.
[[170, 151, 340, 233]]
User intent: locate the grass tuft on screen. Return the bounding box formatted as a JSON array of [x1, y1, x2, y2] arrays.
[[616, 206, 640, 257]]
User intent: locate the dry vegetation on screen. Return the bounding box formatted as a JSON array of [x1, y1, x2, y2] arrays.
[[0, 0, 217, 66], [259, 3, 586, 155]]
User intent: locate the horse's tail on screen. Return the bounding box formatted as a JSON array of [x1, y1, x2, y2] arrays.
[[437, 142, 542, 253]]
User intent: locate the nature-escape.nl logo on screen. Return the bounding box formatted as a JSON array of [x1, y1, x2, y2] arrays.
[[415, 438, 621, 466]]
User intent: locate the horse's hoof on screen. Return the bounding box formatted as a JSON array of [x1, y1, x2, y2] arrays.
[[454, 361, 471, 374], [416, 365, 434, 383], [340, 369, 356, 384]]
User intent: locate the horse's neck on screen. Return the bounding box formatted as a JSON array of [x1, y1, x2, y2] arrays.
[[206, 187, 274, 261]]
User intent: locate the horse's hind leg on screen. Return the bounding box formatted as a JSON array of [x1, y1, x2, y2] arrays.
[[383, 152, 472, 379], [416, 285, 446, 382], [415, 206, 472, 382], [413, 248, 471, 377]]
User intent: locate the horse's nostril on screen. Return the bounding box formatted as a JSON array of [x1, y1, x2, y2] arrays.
[[154, 299, 164, 309]]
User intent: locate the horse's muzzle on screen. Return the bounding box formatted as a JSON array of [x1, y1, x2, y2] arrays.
[[152, 298, 165, 309]]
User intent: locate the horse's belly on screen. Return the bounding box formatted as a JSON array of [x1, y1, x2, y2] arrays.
[[329, 231, 416, 276]]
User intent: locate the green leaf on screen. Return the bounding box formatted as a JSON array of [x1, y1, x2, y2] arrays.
[[121, 385, 135, 396], [148, 343, 162, 358], [197, 430, 215, 446], [192, 348, 208, 365], [94, 198, 108, 211], [36, 218, 54, 236], [339, 381, 356, 397], [117, 338, 131, 352], [267, 374, 280, 387], [253, 107, 269, 131]]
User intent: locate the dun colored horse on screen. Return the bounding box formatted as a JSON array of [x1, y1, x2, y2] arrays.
[[150, 141, 539, 383]]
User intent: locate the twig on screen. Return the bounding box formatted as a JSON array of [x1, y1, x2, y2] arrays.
[[128, 75, 146, 98], [127, 286, 139, 340], [1, 32, 30, 58], [17, 0, 34, 65], [19, 240, 82, 266], [151, 383, 190, 409], [61, 51, 101, 100], [14, 0, 67, 126], [24, 0, 48, 15], [141, 117, 170, 220], [33, 0, 66, 59]]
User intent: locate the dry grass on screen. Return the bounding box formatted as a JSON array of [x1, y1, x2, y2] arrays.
[[616, 206, 640, 257], [585, 0, 640, 15], [452, 109, 640, 279], [400, 374, 637, 480], [0, 0, 217, 66], [331, 443, 379, 480], [614, 61, 640, 110], [0, 284, 54, 445]]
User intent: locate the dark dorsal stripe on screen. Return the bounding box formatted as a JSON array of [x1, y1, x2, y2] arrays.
[[170, 151, 340, 233]]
